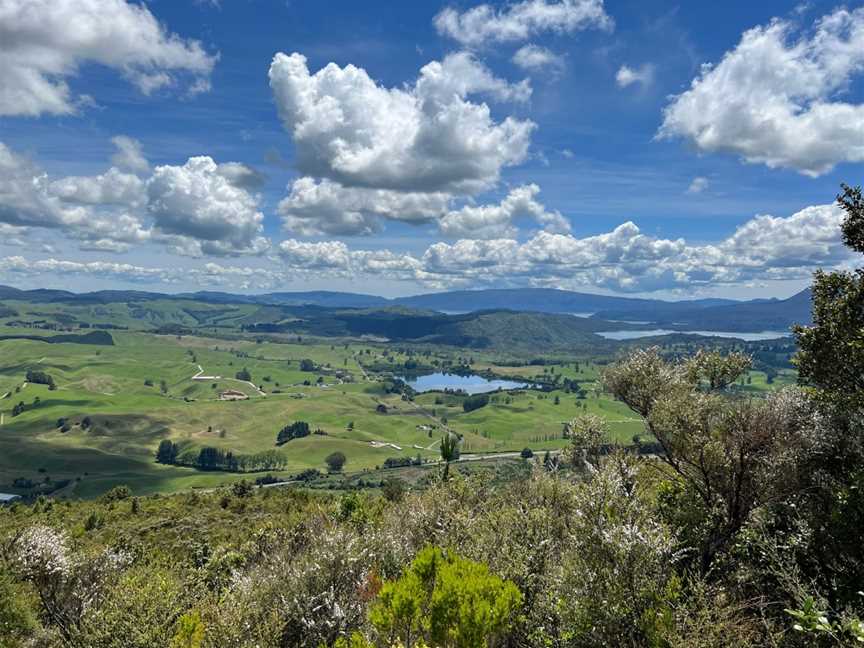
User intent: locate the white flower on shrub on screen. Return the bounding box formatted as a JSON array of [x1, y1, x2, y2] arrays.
[[13, 525, 72, 580]]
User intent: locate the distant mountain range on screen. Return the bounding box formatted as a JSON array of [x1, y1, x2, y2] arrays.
[[592, 289, 813, 332], [0, 285, 812, 333]]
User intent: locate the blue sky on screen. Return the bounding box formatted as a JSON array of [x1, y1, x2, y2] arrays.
[[0, 0, 861, 298]]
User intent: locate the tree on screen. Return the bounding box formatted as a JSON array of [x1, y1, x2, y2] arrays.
[[325, 451, 346, 472], [520, 447, 533, 459], [381, 477, 406, 502], [838, 182, 864, 253], [235, 367, 252, 382], [603, 347, 816, 573], [196, 447, 226, 471], [439, 433, 460, 480], [568, 414, 608, 469], [369, 546, 522, 648], [276, 421, 310, 445], [300, 359, 316, 372], [795, 184, 864, 409], [790, 183, 864, 603], [462, 393, 489, 413], [686, 349, 752, 391], [156, 440, 179, 465], [25, 369, 55, 389]]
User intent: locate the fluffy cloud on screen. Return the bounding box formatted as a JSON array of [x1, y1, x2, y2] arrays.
[[0, 256, 168, 282], [277, 239, 352, 271], [110, 136, 149, 174], [276, 239, 422, 281], [615, 63, 655, 88], [49, 167, 146, 207], [0, 0, 218, 117], [278, 177, 450, 236], [512, 45, 565, 72], [147, 157, 268, 256], [0, 256, 285, 289], [434, 0, 613, 48], [0, 142, 142, 250], [214, 162, 267, 190], [1, 203, 849, 294], [439, 184, 571, 239], [0, 142, 82, 229], [270, 202, 848, 292], [0, 141, 270, 257], [720, 205, 847, 269], [276, 178, 570, 239], [659, 8, 864, 176], [426, 204, 846, 291], [686, 177, 709, 194], [269, 51, 534, 193]]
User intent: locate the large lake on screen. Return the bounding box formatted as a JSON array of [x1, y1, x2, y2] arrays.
[[398, 372, 528, 394], [597, 329, 792, 341]]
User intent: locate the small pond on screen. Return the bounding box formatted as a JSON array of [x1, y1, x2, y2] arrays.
[[397, 372, 528, 394]]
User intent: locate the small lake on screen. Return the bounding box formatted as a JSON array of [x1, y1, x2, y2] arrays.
[[597, 329, 792, 341], [397, 372, 528, 394]]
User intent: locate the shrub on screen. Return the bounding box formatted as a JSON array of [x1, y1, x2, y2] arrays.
[[325, 451, 347, 472], [369, 546, 522, 647], [101, 485, 131, 502], [231, 480, 254, 498]]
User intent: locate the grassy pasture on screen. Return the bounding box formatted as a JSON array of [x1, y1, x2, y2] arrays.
[[3, 327, 797, 499]]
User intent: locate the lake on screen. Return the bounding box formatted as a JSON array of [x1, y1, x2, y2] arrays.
[[596, 329, 792, 341], [397, 372, 528, 394]]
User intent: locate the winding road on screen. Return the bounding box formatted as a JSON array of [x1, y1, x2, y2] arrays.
[[191, 364, 266, 397]]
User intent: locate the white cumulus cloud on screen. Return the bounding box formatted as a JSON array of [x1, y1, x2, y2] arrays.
[[49, 167, 146, 208], [278, 177, 450, 236], [146, 156, 269, 257], [615, 63, 655, 88], [268, 51, 535, 194], [110, 136, 149, 174], [268, 202, 849, 293], [439, 184, 571, 239], [686, 177, 709, 194], [0, 0, 218, 117], [512, 45, 566, 72], [434, 0, 613, 48], [0, 141, 277, 257], [659, 7, 864, 176]]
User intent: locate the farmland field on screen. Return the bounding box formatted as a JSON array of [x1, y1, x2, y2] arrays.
[[0, 327, 649, 497]]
